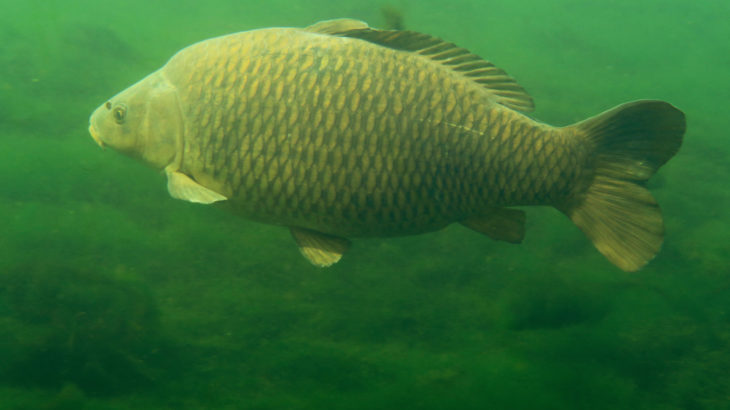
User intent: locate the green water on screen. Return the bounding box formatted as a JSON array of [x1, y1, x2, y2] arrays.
[[1, 0, 728, 408]]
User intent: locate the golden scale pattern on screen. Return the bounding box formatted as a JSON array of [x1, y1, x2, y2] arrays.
[[168, 29, 585, 237]]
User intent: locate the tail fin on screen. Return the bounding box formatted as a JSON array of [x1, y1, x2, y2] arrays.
[[558, 100, 685, 271]]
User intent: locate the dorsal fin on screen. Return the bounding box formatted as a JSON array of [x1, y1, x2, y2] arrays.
[[304, 19, 370, 35], [311, 21, 534, 112]]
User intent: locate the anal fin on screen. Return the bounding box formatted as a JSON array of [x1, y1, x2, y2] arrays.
[[166, 169, 227, 204], [290, 227, 351, 267], [461, 208, 526, 244]]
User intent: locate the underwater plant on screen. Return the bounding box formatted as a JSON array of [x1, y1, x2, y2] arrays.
[[0, 264, 176, 395]]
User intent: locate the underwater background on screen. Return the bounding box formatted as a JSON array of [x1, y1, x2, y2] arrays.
[[1, 0, 728, 408]]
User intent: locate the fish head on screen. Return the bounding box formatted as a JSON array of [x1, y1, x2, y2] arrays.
[[89, 70, 182, 170]]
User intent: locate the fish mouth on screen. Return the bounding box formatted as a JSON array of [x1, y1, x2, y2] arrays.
[[88, 123, 105, 149]]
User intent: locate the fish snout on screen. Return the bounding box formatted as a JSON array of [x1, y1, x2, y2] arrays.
[[88, 123, 105, 149]]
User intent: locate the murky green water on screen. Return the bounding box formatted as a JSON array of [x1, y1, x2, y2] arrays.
[[1, 1, 728, 408]]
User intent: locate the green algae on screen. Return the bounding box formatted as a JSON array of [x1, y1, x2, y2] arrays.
[[0, 264, 176, 396]]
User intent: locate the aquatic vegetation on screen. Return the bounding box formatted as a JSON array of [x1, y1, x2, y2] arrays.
[[496, 274, 613, 330], [42, 383, 87, 410], [0, 264, 175, 395]]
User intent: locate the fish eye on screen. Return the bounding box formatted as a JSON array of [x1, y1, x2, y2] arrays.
[[105, 101, 112, 110], [112, 104, 127, 124]]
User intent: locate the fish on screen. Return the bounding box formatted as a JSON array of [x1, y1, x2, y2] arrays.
[[88, 19, 685, 271]]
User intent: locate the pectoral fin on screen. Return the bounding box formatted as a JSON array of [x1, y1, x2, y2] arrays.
[[461, 208, 526, 244], [290, 227, 351, 267], [166, 169, 227, 204]]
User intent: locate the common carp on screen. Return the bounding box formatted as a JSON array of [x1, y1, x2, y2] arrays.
[[88, 19, 685, 270]]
